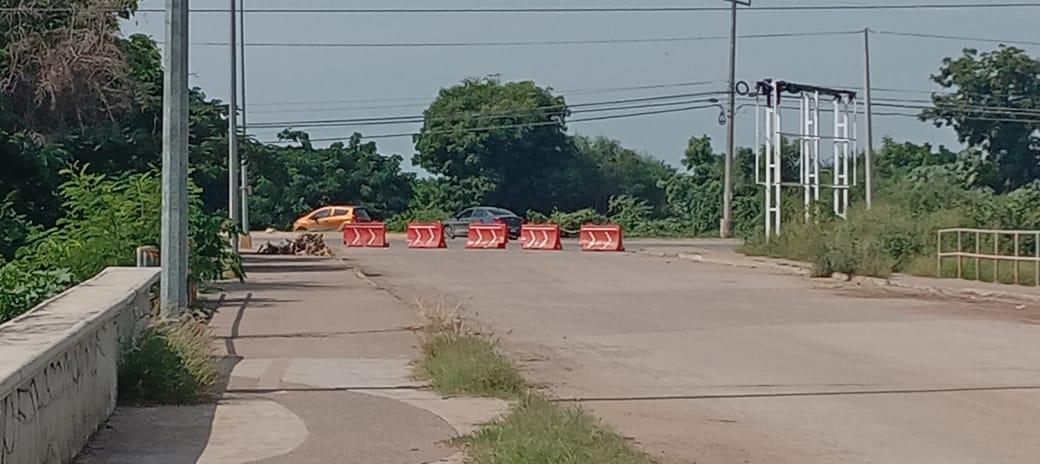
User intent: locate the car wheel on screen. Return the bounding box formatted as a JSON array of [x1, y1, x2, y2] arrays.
[[444, 225, 456, 239]]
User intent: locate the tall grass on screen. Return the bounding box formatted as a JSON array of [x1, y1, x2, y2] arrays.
[[414, 299, 524, 398], [460, 394, 654, 464], [118, 319, 218, 405], [414, 299, 654, 464], [742, 179, 985, 278]]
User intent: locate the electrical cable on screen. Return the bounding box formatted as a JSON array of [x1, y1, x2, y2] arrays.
[[249, 91, 726, 128], [262, 103, 722, 143]]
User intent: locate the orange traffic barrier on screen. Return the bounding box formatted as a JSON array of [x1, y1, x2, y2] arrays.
[[342, 222, 389, 248], [406, 222, 447, 249], [579, 224, 624, 252], [520, 224, 562, 250], [466, 223, 508, 249]]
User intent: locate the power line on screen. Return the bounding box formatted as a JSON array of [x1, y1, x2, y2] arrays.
[[875, 30, 1040, 47], [249, 90, 725, 128], [752, 96, 1040, 117], [874, 96, 1039, 112], [247, 80, 724, 108], [10, 3, 1040, 13], [767, 104, 1040, 124], [263, 103, 722, 143], [250, 97, 723, 129], [874, 101, 1040, 117], [265, 89, 725, 123], [185, 31, 860, 48]]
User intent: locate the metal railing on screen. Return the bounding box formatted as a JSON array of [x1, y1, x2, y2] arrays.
[[937, 228, 1040, 286]]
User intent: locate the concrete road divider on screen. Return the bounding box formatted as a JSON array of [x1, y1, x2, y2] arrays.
[[407, 222, 447, 249], [342, 222, 389, 248], [466, 223, 508, 249], [520, 224, 563, 250], [579, 224, 624, 252]]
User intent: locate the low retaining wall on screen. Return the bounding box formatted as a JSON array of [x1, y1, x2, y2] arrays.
[[0, 267, 159, 464]]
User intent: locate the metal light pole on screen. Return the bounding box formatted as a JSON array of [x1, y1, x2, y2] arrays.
[[160, 0, 190, 317], [721, 0, 750, 238], [228, 0, 240, 247], [863, 28, 875, 210], [239, 0, 250, 236]]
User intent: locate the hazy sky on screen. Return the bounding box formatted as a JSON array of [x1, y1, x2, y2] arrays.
[[121, 0, 1040, 170]]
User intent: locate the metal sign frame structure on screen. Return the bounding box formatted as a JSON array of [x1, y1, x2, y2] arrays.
[[754, 80, 859, 240]]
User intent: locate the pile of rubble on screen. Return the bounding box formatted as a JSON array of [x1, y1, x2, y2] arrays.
[[256, 233, 333, 256]]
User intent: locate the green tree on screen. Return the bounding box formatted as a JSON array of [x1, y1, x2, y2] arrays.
[[414, 77, 586, 213], [248, 132, 414, 228], [923, 46, 1040, 192], [572, 135, 675, 214]]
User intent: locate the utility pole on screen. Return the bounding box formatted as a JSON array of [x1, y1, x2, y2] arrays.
[[160, 0, 190, 317], [239, 0, 250, 237], [721, 0, 749, 238], [862, 28, 875, 210], [228, 0, 240, 247]]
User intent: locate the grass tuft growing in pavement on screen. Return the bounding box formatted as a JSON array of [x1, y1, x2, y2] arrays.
[[414, 297, 655, 463], [459, 394, 655, 464], [415, 297, 524, 398], [417, 332, 525, 399]]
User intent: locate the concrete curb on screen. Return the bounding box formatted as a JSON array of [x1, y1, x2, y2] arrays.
[[640, 249, 1040, 305]]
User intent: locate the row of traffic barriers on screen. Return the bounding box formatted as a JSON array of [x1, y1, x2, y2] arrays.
[[342, 222, 624, 252]]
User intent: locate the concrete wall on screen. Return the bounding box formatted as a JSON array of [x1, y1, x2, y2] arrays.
[[0, 267, 159, 464]]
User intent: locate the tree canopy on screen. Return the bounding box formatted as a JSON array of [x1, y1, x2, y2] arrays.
[[923, 46, 1040, 192]]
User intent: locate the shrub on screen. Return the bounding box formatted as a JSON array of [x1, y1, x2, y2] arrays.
[[526, 208, 607, 234], [118, 319, 218, 405], [386, 207, 450, 232], [0, 167, 240, 324], [0, 197, 39, 261], [0, 264, 74, 322]]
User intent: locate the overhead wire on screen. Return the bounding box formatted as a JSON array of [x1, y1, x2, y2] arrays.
[[184, 31, 861, 48], [250, 97, 724, 129], [874, 30, 1040, 47], [262, 103, 724, 143], [249, 90, 726, 128], [246, 80, 725, 108]]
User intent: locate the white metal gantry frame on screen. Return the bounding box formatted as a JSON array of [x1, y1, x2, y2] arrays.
[[755, 80, 859, 241], [760, 80, 783, 239], [801, 90, 821, 221]]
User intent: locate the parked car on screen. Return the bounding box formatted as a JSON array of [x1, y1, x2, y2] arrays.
[[292, 205, 371, 231], [443, 207, 522, 239]]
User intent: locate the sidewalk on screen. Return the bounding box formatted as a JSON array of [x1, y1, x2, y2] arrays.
[[78, 254, 506, 464]]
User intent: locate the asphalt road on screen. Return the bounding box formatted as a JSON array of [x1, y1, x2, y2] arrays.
[[332, 237, 1040, 464]]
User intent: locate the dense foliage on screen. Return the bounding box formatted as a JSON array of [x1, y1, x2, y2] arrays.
[[922, 46, 1040, 192], [249, 132, 414, 228], [746, 138, 1040, 279], [0, 169, 239, 323]]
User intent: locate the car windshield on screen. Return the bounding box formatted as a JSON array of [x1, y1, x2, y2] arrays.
[[488, 208, 516, 217], [355, 208, 371, 221]]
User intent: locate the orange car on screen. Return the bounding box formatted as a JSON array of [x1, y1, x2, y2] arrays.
[[292, 205, 372, 231]]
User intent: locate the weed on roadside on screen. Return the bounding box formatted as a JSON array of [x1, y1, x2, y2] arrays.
[[459, 394, 655, 464], [417, 332, 525, 399], [414, 298, 524, 398], [118, 319, 217, 405]]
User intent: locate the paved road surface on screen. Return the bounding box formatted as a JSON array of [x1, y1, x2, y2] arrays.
[[334, 237, 1040, 464]]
